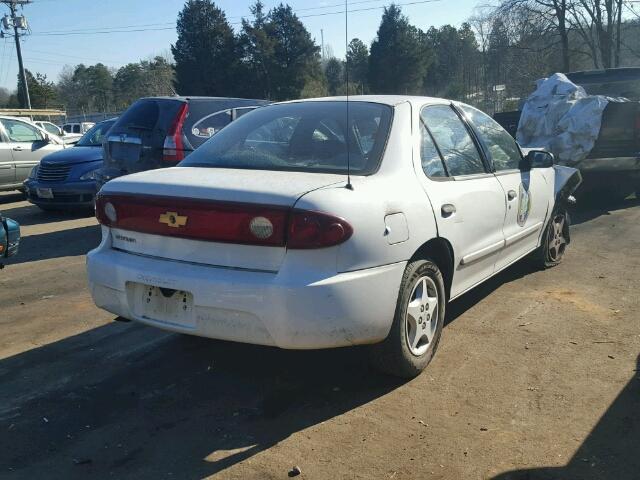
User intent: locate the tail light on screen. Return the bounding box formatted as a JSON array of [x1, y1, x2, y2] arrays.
[[96, 194, 353, 249], [163, 103, 189, 163], [287, 210, 353, 249]]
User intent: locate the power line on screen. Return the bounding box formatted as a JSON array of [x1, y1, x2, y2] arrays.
[[29, 0, 442, 37]]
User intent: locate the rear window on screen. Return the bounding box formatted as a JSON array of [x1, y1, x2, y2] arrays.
[[180, 101, 393, 175], [113, 99, 182, 132]]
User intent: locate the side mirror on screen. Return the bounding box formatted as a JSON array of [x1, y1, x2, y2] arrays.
[[522, 150, 554, 170]]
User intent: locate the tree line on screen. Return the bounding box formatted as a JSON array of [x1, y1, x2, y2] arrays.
[[0, 56, 174, 115], [2, 0, 640, 116]]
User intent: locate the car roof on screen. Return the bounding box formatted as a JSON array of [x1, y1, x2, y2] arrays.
[[140, 96, 269, 103], [0, 115, 33, 121], [275, 95, 452, 107]]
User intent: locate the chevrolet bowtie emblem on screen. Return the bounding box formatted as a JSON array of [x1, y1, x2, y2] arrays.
[[159, 211, 188, 228]]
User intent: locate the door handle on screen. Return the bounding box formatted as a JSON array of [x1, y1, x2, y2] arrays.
[[507, 190, 517, 201], [441, 204, 456, 217], [12, 146, 23, 151]]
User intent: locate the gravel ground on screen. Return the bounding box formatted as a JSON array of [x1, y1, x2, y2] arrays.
[[0, 191, 638, 480]]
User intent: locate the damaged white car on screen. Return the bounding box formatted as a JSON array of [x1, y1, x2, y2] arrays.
[[87, 96, 581, 377]]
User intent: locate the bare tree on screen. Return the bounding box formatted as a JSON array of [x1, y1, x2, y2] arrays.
[[567, 0, 625, 68], [497, 0, 571, 70]]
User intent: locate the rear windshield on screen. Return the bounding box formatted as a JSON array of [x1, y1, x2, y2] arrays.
[[113, 99, 181, 132], [76, 119, 116, 147], [180, 101, 393, 175]]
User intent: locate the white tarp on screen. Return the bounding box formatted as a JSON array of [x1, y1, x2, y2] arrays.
[[516, 73, 610, 165]]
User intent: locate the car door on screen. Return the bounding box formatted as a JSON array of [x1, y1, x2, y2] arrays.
[[0, 125, 16, 187], [415, 103, 507, 298], [457, 103, 552, 270], [0, 118, 60, 183]]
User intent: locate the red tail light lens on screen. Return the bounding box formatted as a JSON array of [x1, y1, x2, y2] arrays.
[[96, 194, 289, 246], [287, 210, 353, 249], [163, 103, 189, 163], [95, 194, 353, 249]]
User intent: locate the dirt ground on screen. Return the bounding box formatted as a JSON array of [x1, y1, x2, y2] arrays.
[[0, 191, 638, 480]]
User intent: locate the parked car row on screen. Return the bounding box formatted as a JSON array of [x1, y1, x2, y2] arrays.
[[1, 96, 268, 209]]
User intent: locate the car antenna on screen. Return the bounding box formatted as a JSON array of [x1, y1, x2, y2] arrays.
[[344, 0, 353, 190]]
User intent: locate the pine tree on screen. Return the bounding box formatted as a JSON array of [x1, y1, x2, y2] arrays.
[[172, 0, 237, 96], [369, 5, 429, 94], [324, 57, 343, 96], [265, 4, 323, 100], [346, 38, 369, 94]]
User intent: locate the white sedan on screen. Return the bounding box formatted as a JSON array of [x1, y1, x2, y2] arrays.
[[87, 96, 581, 377]]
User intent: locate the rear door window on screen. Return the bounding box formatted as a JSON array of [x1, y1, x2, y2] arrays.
[[421, 105, 485, 176], [191, 110, 232, 140], [420, 122, 447, 178]]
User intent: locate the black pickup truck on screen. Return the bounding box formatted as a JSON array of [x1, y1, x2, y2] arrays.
[[494, 68, 640, 201]]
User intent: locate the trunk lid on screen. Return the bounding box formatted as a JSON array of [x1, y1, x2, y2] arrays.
[[102, 167, 344, 271]]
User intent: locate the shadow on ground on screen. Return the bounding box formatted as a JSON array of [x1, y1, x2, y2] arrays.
[[0, 192, 25, 205], [570, 194, 640, 225], [1, 204, 93, 227], [6, 224, 101, 265], [0, 323, 404, 479], [493, 354, 640, 480]]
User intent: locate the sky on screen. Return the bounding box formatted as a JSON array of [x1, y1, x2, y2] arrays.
[[0, 0, 481, 91]]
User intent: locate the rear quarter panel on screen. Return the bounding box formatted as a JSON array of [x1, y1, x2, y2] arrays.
[[293, 101, 439, 273]]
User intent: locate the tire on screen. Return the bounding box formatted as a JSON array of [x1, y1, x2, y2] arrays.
[[534, 209, 569, 268], [370, 259, 445, 378]]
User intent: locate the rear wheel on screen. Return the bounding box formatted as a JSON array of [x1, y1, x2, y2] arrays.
[[370, 259, 445, 378]]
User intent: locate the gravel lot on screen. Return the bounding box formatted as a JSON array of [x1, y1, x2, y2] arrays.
[[0, 191, 638, 480]]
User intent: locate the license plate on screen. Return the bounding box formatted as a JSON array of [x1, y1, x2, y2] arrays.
[[36, 188, 53, 199], [129, 283, 194, 327], [110, 142, 141, 162]]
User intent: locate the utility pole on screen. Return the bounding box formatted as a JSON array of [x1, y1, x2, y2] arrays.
[[1, 0, 31, 109]]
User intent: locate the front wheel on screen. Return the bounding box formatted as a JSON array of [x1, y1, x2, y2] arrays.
[[535, 210, 569, 268], [369, 259, 445, 378]]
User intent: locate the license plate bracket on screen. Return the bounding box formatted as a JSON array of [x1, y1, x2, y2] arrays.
[[128, 282, 195, 327], [36, 187, 53, 199]]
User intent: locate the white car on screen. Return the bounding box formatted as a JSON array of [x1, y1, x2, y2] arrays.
[[87, 96, 581, 377]]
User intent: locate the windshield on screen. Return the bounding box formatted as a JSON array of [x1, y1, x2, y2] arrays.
[[40, 122, 60, 135], [180, 101, 393, 175], [76, 119, 116, 147]]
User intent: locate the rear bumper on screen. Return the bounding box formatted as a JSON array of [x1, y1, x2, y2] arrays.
[[24, 179, 97, 207], [86, 246, 405, 349]]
